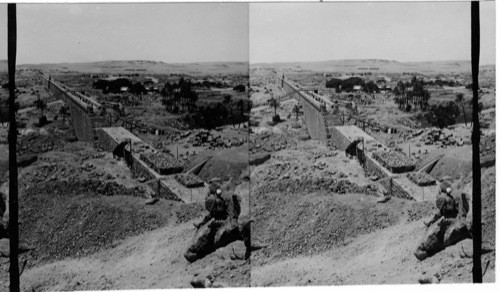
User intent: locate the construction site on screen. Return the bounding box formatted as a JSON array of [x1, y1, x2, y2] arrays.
[[249, 64, 495, 285], [0, 65, 251, 289], [0, 1, 496, 290]]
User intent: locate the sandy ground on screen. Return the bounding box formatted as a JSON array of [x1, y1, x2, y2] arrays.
[[249, 73, 496, 286], [252, 220, 494, 286], [20, 219, 249, 291], [0, 83, 251, 289]]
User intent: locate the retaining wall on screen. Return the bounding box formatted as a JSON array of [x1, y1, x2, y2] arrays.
[[276, 74, 329, 141], [273, 73, 434, 201], [45, 77, 96, 142], [95, 128, 119, 151], [363, 153, 413, 200], [130, 155, 182, 201], [329, 125, 433, 201], [95, 127, 205, 202]]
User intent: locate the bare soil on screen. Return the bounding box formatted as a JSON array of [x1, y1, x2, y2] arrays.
[[249, 70, 495, 286], [0, 71, 251, 289]]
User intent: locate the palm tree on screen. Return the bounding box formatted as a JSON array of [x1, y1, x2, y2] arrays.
[[58, 105, 69, 122], [161, 96, 173, 112], [393, 83, 404, 109], [223, 94, 235, 128], [455, 93, 468, 126], [236, 99, 245, 128], [223, 94, 232, 105], [268, 97, 280, 118], [292, 104, 301, 120], [34, 98, 47, 118], [471, 1, 482, 283], [421, 90, 430, 110]]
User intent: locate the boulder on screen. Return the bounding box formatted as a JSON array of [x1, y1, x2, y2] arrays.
[[443, 219, 470, 247], [17, 154, 38, 168], [249, 153, 271, 166], [190, 277, 213, 288], [145, 197, 159, 205], [376, 196, 391, 203], [184, 219, 216, 263], [213, 219, 240, 249], [414, 217, 451, 261], [0, 239, 34, 257], [418, 276, 440, 284], [299, 134, 310, 141]]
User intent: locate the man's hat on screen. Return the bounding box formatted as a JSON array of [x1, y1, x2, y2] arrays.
[[440, 182, 451, 193]]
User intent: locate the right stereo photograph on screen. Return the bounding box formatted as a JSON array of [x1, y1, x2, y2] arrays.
[[249, 1, 495, 286]]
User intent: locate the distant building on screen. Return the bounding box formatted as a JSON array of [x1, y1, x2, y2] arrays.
[[142, 77, 159, 91], [93, 77, 132, 93]]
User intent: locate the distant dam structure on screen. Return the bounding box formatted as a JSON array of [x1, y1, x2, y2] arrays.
[[273, 71, 438, 202]]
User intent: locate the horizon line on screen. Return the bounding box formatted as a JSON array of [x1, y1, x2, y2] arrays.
[[250, 58, 496, 66], [2, 58, 495, 67], [12, 59, 250, 66]]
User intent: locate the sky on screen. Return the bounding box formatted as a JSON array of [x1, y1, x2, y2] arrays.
[[0, 3, 249, 64], [250, 1, 496, 65], [0, 2, 496, 65]]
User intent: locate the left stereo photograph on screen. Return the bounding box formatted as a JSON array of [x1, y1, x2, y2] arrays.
[[0, 3, 251, 289]]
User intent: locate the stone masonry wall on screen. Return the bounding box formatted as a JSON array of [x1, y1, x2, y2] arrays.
[[47, 78, 95, 142], [95, 128, 119, 152], [277, 75, 328, 141], [95, 128, 182, 202], [129, 155, 181, 201], [329, 126, 413, 200], [274, 73, 417, 201]]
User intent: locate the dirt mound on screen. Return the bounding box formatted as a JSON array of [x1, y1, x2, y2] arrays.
[[461, 165, 496, 248], [418, 148, 472, 180], [250, 132, 299, 155], [480, 168, 496, 248], [254, 177, 369, 196], [18, 179, 175, 267], [196, 145, 249, 182], [16, 125, 76, 156], [252, 190, 405, 263], [418, 134, 494, 181], [18, 155, 124, 190]]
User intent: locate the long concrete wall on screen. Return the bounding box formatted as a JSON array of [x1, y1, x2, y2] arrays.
[[273, 72, 437, 201], [44, 77, 99, 142], [275, 73, 330, 141]]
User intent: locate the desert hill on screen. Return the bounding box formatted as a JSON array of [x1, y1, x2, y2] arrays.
[[251, 59, 495, 74], [16, 60, 249, 75]]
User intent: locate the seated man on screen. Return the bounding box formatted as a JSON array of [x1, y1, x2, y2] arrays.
[[194, 188, 228, 229], [112, 140, 129, 159], [424, 186, 458, 227], [345, 138, 362, 158]]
